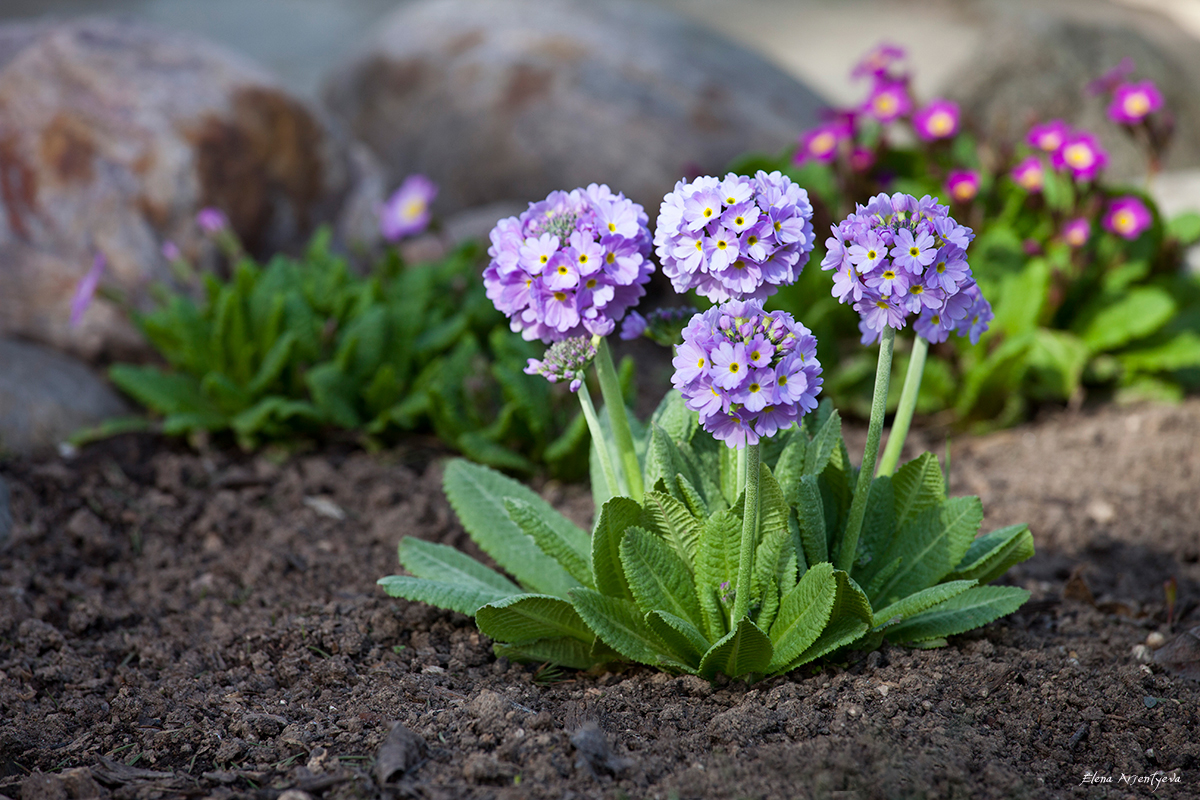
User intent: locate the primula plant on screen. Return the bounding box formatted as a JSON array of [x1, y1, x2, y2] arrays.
[[382, 179, 1034, 680]]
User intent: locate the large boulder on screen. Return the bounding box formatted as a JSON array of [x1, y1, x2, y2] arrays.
[[322, 0, 828, 218], [0, 17, 373, 360], [942, 2, 1200, 181]]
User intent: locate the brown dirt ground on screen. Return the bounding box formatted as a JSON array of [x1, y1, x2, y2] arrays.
[[2, 399, 1199, 800]]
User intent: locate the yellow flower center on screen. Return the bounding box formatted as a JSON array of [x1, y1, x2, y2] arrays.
[[697, 357, 705, 368], [607, 222, 617, 232], [810, 131, 836, 155], [578, 253, 588, 265], [734, 216, 745, 226], [728, 363, 740, 374], [716, 239, 728, 251], [1064, 143, 1094, 169], [1124, 92, 1150, 117], [540, 254, 549, 264], [927, 111, 954, 136], [557, 265, 569, 275], [553, 291, 567, 301], [606, 252, 616, 264]]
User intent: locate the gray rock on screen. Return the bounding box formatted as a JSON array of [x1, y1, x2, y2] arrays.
[[322, 0, 828, 218], [0, 337, 128, 455], [943, 2, 1200, 182], [0, 17, 369, 361]]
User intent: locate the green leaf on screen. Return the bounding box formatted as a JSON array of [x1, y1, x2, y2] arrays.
[[946, 524, 1035, 585], [719, 442, 740, 506], [872, 579, 977, 628], [476, 594, 594, 644], [397, 537, 521, 592], [639, 491, 701, 568], [569, 588, 667, 666], [1167, 211, 1200, 245], [493, 637, 600, 670], [377, 575, 518, 616], [772, 427, 811, 506], [246, 331, 296, 396], [805, 409, 842, 476], [591, 497, 642, 600], [1120, 331, 1200, 373], [457, 432, 538, 474], [644, 424, 703, 501], [109, 366, 211, 416], [852, 476, 895, 585], [649, 389, 696, 445], [675, 474, 709, 519], [694, 509, 740, 642], [305, 363, 361, 428], [1078, 287, 1176, 354], [794, 475, 828, 567], [767, 562, 837, 671], [992, 257, 1050, 337], [884, 585, 1031, 644], [892, 453, 945, 528], [699, 616, 774, 679], [645, 610, 709, 668], [873, 497, 984, 606], [442, 460, 582, 598], [619, 526, 703, 629], [503, 499, 593, 589], [752, 465, 791, 629], [775, 570, 873, 673]]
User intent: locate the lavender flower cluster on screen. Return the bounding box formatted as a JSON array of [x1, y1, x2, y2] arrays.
[[672, 299, 822, 448], [654, 171, 815, 303], [524, 336, 596, 392], [821, 193, 992, 345], [484, 185, 653, 342]]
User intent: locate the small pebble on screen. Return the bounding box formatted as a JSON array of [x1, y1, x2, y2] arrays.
[[1146, 632, 1166, 650], [1132, 644, 1153, 663], [877, 685, 889, 697]]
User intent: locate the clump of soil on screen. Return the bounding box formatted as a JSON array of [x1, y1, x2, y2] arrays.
[[1, 401, 1198, 800]]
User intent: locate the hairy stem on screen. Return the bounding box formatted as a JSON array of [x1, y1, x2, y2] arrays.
[[878, 335, 928, 477], [732, 443, 761, 624], [593, 337, 644, 503], [577, 382, 620, 500]]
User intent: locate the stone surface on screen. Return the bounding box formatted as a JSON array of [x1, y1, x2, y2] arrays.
[[0, 337, 128, 455], [0, 17, 373, 360], [322, 0, 828, 218], [942, 2, 1200, 181]]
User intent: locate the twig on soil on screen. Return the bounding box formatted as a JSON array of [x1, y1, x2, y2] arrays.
[[1068, 723, 1089, 750]]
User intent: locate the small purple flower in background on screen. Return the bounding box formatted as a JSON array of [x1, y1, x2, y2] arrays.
[[1062, 217, 1092, 248], [196, 207, 228, 235], [795, 120, 851, 164], [655, 171, 815, 303], [851, 43, 906, 80], [1053, 130, 1108, 181], [1108, 80, 1164, 125], [621, 305, 699, 345], [1027, 120, 1070, 155], [524, 336, 597, 392], [945, 170, 980, 203], [619, 310, 647, 341], [1104, 196, 1153, 240], [1087, 57, 1136, 96], [864, 80, 912, 123], [850, 146, 876, 173], [161, 240, 182, 261], [1011, 156, 1045, 192], [380, 174, 438, 242], [821, 192, 987, 345], [483, 184, 653, 342], [912, 99, 960, 140], [70, 252, 106, 328], [673, 299, 822, 449]]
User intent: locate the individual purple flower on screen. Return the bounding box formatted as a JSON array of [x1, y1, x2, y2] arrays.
[[655, 171, 814, 303], [196, 207, 228, 235], [945, 170, 980, 203], [673, 299, 822, 448], [951, 283, 994, 345], [70, 252, 106, 328], [1087, 57, 1136, 96], [161, 241, 182, 261], [822, 193, 987, 345], [1108, 80, 1164, 125], [1027, 120, 1070, 155], [1011, 156, 1045, 192], [1062, 217, 1092, 248], [524, 336, 596, 392], [380, 174, 438, 241], [852, 43, 906, 80], [850, 146, 876, 173], [619, 310, 647, 341], [1053, 130, 1108, 181], [484, 184, 653, 342], [795, 120, 851, 164], [1104, 196, 1153, 240], [912, 99, 960, 140], [863, 80, 912, 123]]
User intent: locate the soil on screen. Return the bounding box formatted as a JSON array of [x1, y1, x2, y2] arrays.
[[2, 399, 1199, 800]]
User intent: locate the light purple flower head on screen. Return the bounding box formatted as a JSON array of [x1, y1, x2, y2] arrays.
[[673, 299, 822, 449], [524, 336, 596, 392], [795, 119, 852, 164], [70, 252, 106, 328], [912, 99, 960, 140], [655, 171, 815, 303], [1053, 130, 1108, 181], [161, 240, 182, 261], [821, 193, 988, 345], [863, 80, 912, 123], [1011, 156, 1045, 192], [852, 43, 906, 80], [1027, 120, 1070, 155], [1062, 217, 1092, 248], [1108, 80, 1164, 125], [483, 184, 653, 342], [1104, 196, 1153, 240], [381, 174, 438, 241], [945, 170, 980, 203], [196, 207, 228, 235]]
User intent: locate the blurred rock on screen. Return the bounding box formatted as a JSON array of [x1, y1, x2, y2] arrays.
[[0, 17, 374, 360], [943, 3, 1200, 182], [0, 337, 127, 455], [322, 0, 827, 218]]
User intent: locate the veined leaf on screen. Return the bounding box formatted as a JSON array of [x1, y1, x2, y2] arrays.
[[1119, 331, 1200, 373], [699, 616, 773, 679], [109, 366, 211, 416], [872, 579, 976, 628], [648, 391, 696, 452], [873, 496, 982, 606], [719, 442, 740, 507], [620, 527, 703, 628], [397, 537, 521, 593], [246, 331, 296, 396], [772, 427, 810, 506], [851, 476, 895, 588], [695, 509, 741, 642], [892, 453, 945, 528], [767, 562, 836, 671], [377, 576, 518, 616], [569, 588, 667, 666], [946, 524, 1035, 585], [645, 425, 704, 505], [504, 498, 593, 588], [493, 637, 601, 670], [675, 474, 708, 519], [884, 585, 1031, 644], [752, 465, 791, 630], [592, 497, 642, 600], [805, 408, 842, 476], [795, 475, 827, 567], [774, 570, 872, 674], [1077, 287, 1176, 354], [646, 610, 709, 669], [476, 594, 594, 644], [639, 491, 701, 568]]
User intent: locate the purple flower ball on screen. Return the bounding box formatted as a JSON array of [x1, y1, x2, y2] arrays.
[[1053, 130, 1108, 182], [1104, 196, 1153, 240], [1062, 217, 1092, 248], [795, 120, 852, 164], [673, 299, 822, 449], [196, 207, 228, 235], [381, 174, 438, 241], [1108, 80, 1164, 125], [1011, 156, 1045, 192], [821, 192, 988, 345], [525, 336, 596, 393], [912, 99, 960, 140], [945, 170, 980, 203], [1027, 120, 1070, 155], [483, 184, 653, 342], [655, 171, 815, 303], [864, 80, 912, 123]]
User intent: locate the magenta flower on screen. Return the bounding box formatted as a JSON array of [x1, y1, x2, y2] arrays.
[[1011, 156, 1045, 192], [1027, 121, 1070, 154], [1104, 196, 1153, 240], [380, 174, 438, 241], [196, 207, 228, 234], [1087, 57, 1136, 96], [1053, 131, 1108, 181], [795, 120, 851, 164], [945, 170, 980, 203], [1108, 80, 1164, 124], [70, 252, 106, 328], [912, 99, 960, 140], [863, 80, 912, 123], [1062, 218, 1092, 248], [850, 146, 876, 173], [852, 43, 906, 80]]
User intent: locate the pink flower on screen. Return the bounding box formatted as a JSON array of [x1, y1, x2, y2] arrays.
[[1053, 130, 1108, 181], [1027, 120, 1070, 154], [1062, 218, 1092, 248], [794, 120, 851, 164], [380, 174, 438, 241], [945, 170, 980, 203], [852, 43, 906, 80], [850, 146, 876, 172], [1103, 196, 1152, 240], [863, 80, 912, 123], [70, 253, 106, 328], [1108, 80, 1164, 125], [1010, 156, 1044, 192], [912, 99, 960, 140], [196, 207, 228, 234]]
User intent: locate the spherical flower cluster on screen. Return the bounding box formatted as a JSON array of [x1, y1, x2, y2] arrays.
[[820, 192, 992, 345], [913, 99, 960, 141], [1062, 217, 1092, 248], [524, 336, 596, 392], [1109, 80, 1163, 124], [945, 170, 980, 202], [673, 300, 822, 449], [1011, 156, 1045, 192], [484, 184, 653, 342], [655, 171, 815, 303], [795, 119, 852, 164], [864, 80, 912, 123], [1103, 196, 1153, 240], [1027, 120, 1070, 154], [1052, 130, 1108, 181]]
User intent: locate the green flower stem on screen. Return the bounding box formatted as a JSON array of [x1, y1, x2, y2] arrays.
[[836, 327, 895, 573], [877, 335, 928, 477], [732, 443, 761, 624], [593, 337, 644, 503], [577, 382, 620, 500]]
